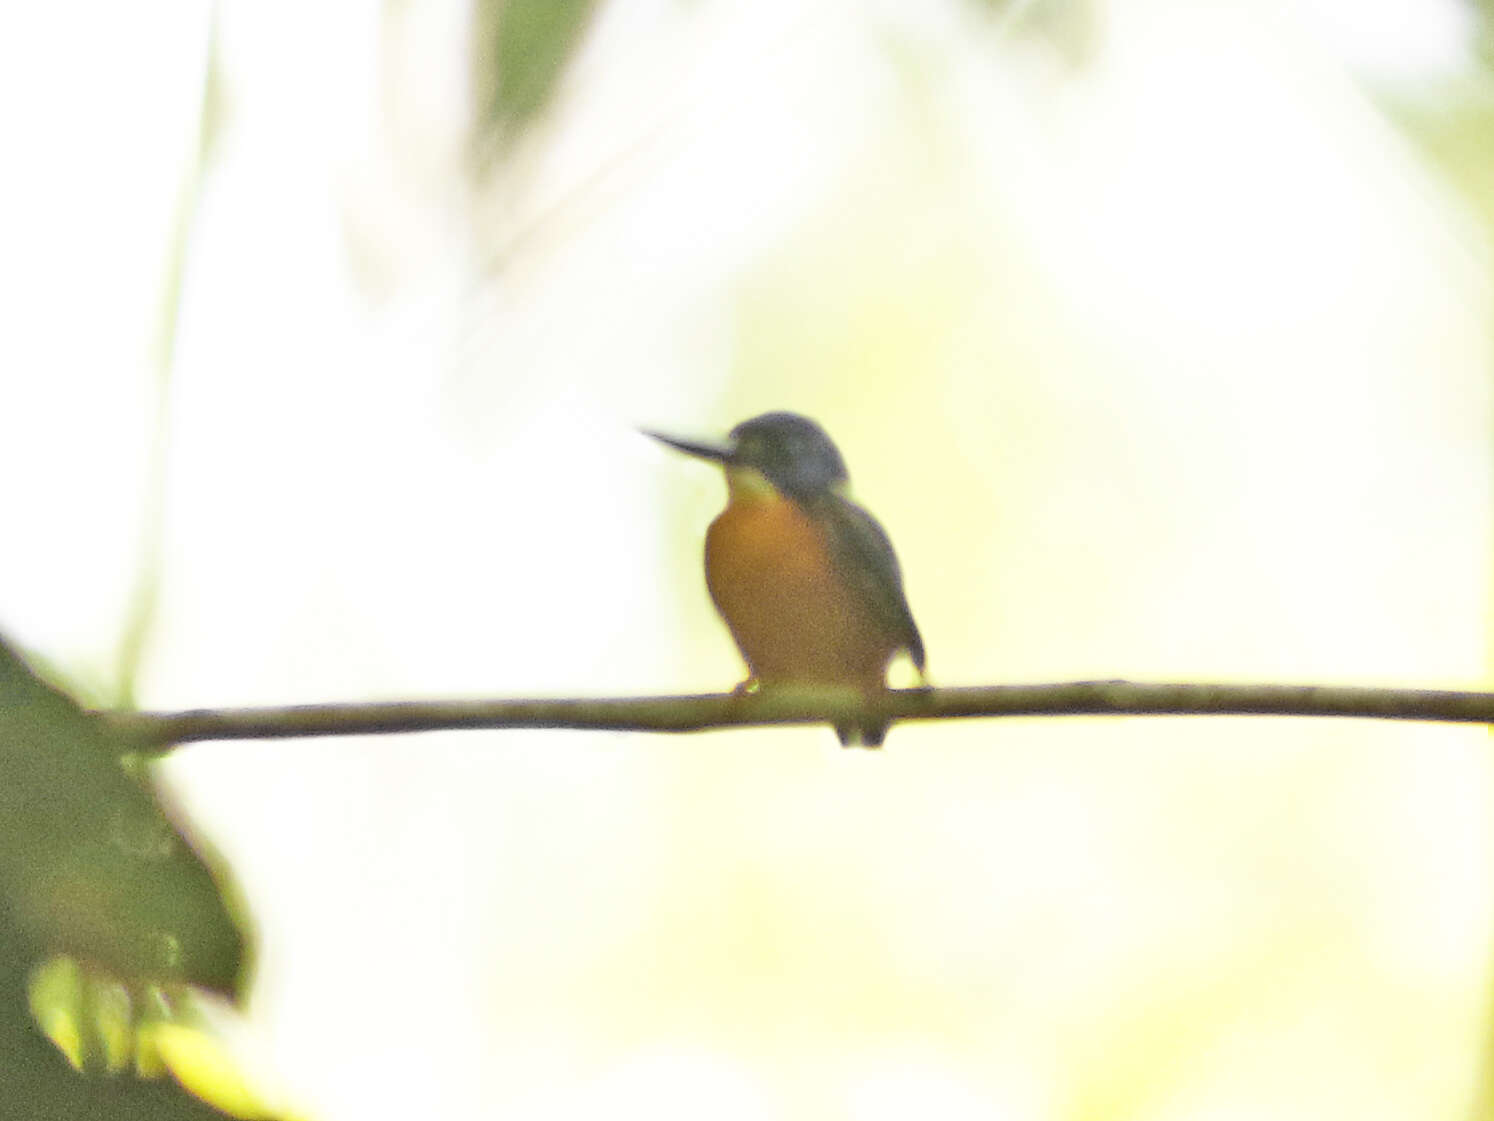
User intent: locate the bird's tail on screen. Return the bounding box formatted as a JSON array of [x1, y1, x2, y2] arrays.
[[835, 721, 888, 749], [835, 664, 931, 747]]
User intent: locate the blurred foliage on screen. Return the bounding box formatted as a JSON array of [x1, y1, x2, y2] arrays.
[[469, 0, 599, 163], [1388, 93, 1494, 231], [117, 11, 224, 712], [0, 632, 255, 1117], [25, 956, 280, 1119], [0, 940, 240, 1121], [983, 0, 1099, 66], [0, 633, 247, 994], [1476, 0, 1494, 71], [199, 24, 228, 172]]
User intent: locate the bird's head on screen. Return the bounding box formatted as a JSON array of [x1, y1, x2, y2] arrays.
[[646, 411, 849, 502]]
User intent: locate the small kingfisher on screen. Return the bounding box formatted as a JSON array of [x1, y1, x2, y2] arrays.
[[647, 411, 926, 746]]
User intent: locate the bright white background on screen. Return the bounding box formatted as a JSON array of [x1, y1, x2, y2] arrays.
[[1, 0, 1492, 1117]]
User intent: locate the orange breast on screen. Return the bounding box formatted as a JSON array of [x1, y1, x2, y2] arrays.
[[704, 496, 897, 693]]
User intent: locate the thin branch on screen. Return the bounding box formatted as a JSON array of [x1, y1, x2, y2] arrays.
[[100, 680, 1494, 752]]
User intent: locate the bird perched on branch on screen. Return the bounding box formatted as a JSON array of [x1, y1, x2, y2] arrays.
[[647, 411, 926, 746]]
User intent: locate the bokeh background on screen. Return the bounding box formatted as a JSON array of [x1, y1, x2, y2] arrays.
[[4, 0, 1494, 1117]]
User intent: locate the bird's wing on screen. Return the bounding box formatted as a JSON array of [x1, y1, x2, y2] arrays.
[[811, 493, 926, 671]]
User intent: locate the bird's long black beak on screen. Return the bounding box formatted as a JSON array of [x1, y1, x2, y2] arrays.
[[642, 428, 735, 464]]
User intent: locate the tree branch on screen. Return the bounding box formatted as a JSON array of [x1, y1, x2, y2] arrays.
[[99, 680, 1494, 752]]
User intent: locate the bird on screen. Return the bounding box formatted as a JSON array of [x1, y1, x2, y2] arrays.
[[646, 411, 926, 746]]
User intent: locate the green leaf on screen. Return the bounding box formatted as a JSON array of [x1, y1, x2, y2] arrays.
[[470, 0, 599, 160], [0, 634, 249, 1000]]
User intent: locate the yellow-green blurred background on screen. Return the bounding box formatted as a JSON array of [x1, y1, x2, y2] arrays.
[[5, 0, 1494, 1117]]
